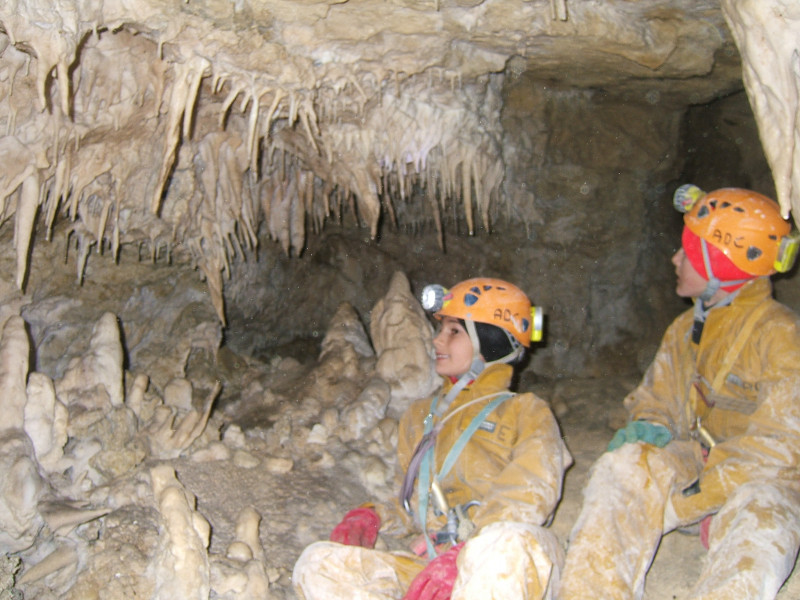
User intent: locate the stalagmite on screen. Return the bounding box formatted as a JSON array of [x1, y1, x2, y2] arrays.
[[38, 501, 110, 537], [145, 380, 221, 459], [0, 316, 46, 554], [0, 315, 29, 430], [57, 312, 124, 407], [212, 506, 272, 599], [233, 506, 265, 564], [150, 464, 211, 600], [369, 271, 439, 415], [24, 372, 68, 473], [16, 545, 78, 586], [127, 373, 150, 419]]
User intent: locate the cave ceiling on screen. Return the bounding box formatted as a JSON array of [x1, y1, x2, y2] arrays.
[[0, 0, 797, 323]]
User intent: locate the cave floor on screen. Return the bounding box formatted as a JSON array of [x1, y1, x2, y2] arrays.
[[173, 374, 800, 600]]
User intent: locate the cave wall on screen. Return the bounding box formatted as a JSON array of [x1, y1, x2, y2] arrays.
[[223, 80, 798, 382], [501, 80, 689, 375], [0, 0, 794, 385]]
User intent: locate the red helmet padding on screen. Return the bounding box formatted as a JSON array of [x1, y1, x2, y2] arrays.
[[682, 227, 754, 292]]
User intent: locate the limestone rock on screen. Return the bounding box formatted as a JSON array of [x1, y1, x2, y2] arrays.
[[149, 465, 211, 600], [370, 271, 439, 416]]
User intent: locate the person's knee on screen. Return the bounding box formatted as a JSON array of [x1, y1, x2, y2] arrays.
[[458, 521, 563, 589], [292, 541, 339, 586], [712, 480, 800, 544]]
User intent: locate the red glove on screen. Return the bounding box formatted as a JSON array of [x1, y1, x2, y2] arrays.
[[329, 506, 380, 548], [402, 543, 465, 600], [699, 514, 712, 550]]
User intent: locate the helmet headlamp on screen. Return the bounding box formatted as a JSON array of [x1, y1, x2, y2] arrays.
[[775, 230, 800, 273], [421, 284, 448, 312], [531, 306, 544, 343], [673, 184, 705, 213]]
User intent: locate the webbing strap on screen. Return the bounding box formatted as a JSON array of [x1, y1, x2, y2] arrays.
[[688, 299, 771, 441], [710, 301, 770, 392], [417, 392, 514, 558], [437, 394, 513, 480], [699, 239, 750, 303]]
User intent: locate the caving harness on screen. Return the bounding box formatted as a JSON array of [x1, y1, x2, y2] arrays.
[[687, 296, 770, 449], [399, 374, 515, 559], [405, 278, 540, 558]]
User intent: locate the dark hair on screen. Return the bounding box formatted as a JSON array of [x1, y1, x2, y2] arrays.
[[458, 319, 524, 365]]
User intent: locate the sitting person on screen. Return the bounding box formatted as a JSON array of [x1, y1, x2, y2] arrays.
[[294, 277, 572, 600], [558, 185, 800, 599]]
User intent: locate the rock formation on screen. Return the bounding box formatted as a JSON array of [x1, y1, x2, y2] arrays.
[[1, 1, 800, 598]]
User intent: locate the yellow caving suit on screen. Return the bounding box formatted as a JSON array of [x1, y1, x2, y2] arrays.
[[293, 363, 573, 600], [558, 277, 800, 600]]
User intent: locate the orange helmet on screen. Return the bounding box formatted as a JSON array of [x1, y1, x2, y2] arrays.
[[421, 278, 542, 347], [674, 185, 796, 276]]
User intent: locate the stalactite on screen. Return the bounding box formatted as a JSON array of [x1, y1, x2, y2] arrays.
[[14, 174, 38, 290], [299, 103, 320, 155], [290, 171, 306, 255], [75, 233, 94, 285], [0, 0, 511, 329], [112, 196, 121, 261], [238, 170, 259, 252], [47, 156, 70, 240], [152, 56, 211, 215], [471, 155, 484, 232], [0, 138, 36, 224], [551, 0, 568, 21], [461, 157, 474, 235], [95, 200, 111, 254], [220, 86, 245, 126], [270, 177, 291, 255], [198, 254, 226, 326], [261, 90, 284, 150], [246, 87, 262, 176]]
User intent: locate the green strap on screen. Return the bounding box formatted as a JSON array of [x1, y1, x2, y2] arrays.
[[437, 394, 513, 480], [417, 392, 514, 558]]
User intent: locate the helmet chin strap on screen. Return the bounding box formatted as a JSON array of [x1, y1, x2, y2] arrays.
[[694, 238, 746, 325], [435, 321, 526, 417], [699, 238, 722, 303], [435, 320, 485, 417], [698, 238, 750, 304]]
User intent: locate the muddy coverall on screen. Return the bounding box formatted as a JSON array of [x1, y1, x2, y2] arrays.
[[558, 277, 800, 600], [293, 363, 572, 599]]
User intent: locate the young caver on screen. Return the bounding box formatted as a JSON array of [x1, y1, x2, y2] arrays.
[[294, 277, 572, 600], [558, 186, 800, 600]]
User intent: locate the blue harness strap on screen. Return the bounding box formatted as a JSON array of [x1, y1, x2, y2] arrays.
[[417, 392, 514, 558]]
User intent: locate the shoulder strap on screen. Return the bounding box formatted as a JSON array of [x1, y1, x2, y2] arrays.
[[417, 392, 515, 558], [437, 392, 514, 480], [709, 301, 770, 392]]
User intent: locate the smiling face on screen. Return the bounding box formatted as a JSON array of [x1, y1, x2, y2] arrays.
[[432, 316, 475, 378]]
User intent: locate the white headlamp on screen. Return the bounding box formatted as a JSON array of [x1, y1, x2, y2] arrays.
[[421, 284, 447, 312]]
